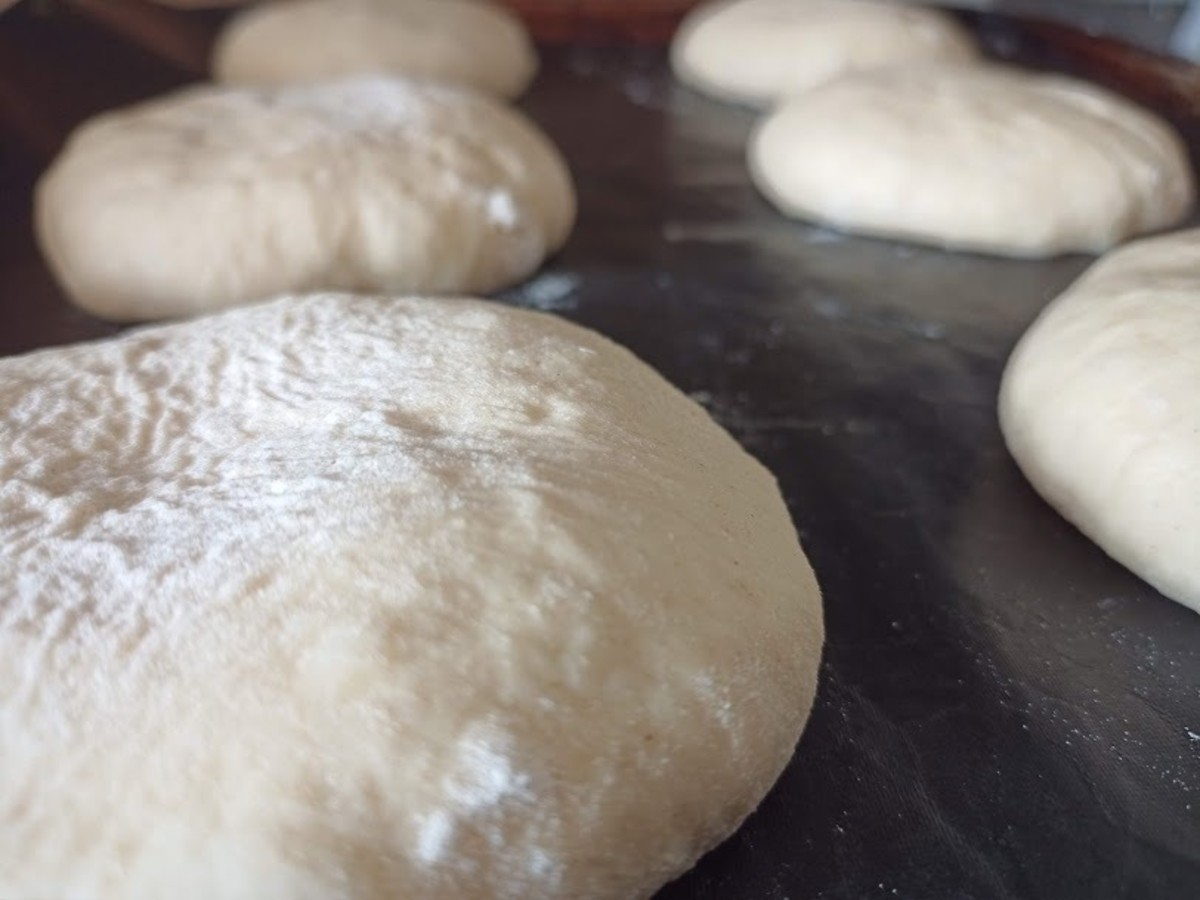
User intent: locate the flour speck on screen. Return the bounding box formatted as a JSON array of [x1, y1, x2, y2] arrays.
[[511, 272, 581, 312], [487, 190, 519, 229], [448, 733, 531, 811], [417, 811, 454, 864]]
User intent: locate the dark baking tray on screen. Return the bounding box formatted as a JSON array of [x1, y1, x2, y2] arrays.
[[1, 5, 1198, 899]]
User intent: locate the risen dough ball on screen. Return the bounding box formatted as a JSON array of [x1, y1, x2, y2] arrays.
[[0, 293, 824, 900], [1001, 231, 1200, 614], [749, 64, 1194, 257], [671, 0, 976, 107], [214, 0, 537, 98], [35, 77, 574, 322]]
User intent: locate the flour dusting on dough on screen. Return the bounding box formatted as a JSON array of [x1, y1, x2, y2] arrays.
[[487, 190, 520, 229], [0, 294, 823, 899], [447, 729, 531, 812]]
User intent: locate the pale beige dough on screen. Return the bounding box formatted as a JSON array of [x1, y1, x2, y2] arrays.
[[214, 0, 537, 98], [670, 0, 976, 107], [749, 64, 1194, 257], [0, 293, 824, 900], [36, 77, 574, 322], [1001, 230, 1200, 614]]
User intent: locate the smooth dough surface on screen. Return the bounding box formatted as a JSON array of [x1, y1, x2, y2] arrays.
[[35, 77, 574, 322], [214, 0, 537, 98], [1001, 230, 1200, 614], [670, 0, 976, 107], [749, 64, 1194, 257], [0, 294, 824, 900]]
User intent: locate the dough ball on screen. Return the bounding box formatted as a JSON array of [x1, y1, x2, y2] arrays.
[[749, 64, 1194, 257], [1001, 230, 1200, 614], [670, 0, 976, 107], [214, 0, 537, 98], [35, 77, 575, 322], [0, 293, 824, 900]]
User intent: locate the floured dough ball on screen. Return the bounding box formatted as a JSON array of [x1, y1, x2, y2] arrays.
[[749, 64, 1194, 257], [0, 293, 824, 900], [671, 0, 976, 107], [214, 0, 537, 98], [36, 77, 574, 322], [1001, 230, 1200, 614]]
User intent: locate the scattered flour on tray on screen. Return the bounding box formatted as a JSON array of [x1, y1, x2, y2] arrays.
[[510, 272, 581, 312]]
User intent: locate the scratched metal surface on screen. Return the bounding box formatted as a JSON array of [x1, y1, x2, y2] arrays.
[[1, 6, 1199, 899]]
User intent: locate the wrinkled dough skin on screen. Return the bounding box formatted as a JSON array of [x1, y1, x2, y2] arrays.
[[0, 294, 824, 900], [35, 77, 575, 322], [214, 0, 538, 98], [1001, 230, 1200, 613], [749, 64, 1194, 257], [670, 0, 977, 107]]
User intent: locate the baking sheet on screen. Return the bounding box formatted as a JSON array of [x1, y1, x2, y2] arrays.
[[1, 6, 1198, 898]]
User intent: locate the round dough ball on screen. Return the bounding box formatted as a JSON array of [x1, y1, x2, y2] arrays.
[[749, 64, 1195, 258], [35, 77, 575, 322], [0, 293, 824, 900], [671, 0, 976, 107], [214, 0, 537, 98], [1001, 230, 1200, 614]]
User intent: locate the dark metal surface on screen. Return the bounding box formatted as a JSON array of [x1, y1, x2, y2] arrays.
[[1, 7, 1199, 899]]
